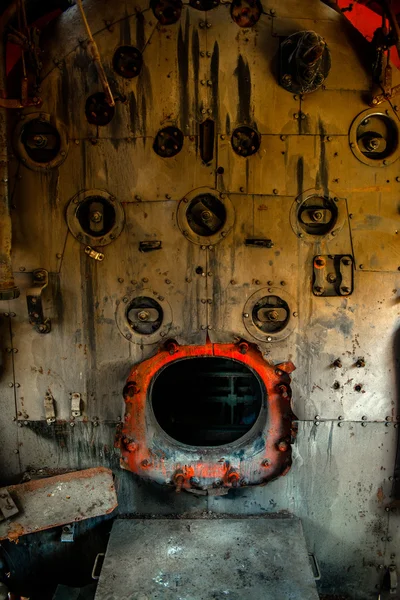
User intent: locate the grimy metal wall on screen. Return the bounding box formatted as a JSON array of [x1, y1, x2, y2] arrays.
[[0, 0, 399, 597]]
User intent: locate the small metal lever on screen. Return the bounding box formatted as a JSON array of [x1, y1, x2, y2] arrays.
[[26, 269, 51, 333]]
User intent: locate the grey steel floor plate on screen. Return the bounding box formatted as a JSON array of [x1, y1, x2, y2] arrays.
[[95, 517, 319, 600]]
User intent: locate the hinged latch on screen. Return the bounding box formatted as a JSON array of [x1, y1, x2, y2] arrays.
[[0, 490, 19, 521], [44, 391, 56, 424], [71, 393, 82, 418], [26, 269, 51, 333]]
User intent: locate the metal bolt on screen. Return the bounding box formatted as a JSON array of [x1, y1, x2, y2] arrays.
[[277, 440, 288, 452], [138, 310, 150, 321], [243, 313, 249, 318]]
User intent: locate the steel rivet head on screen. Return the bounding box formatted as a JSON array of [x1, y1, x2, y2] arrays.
[[267, 336, 272, 342], [243, 313, 249, 318]]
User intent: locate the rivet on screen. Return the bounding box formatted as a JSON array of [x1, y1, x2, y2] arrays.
[[118, 278, 124, 283], [273, 189, 278, 195], [267, 336, 272, 342], [293, 311, 298, 317], [142, 277, 148, 283], [243, 313, 249, 318], [126, 333, 132, 340], [165, 279, 171, 284]]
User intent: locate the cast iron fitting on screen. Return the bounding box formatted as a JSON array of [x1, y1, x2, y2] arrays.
[[277, 384, 290, 399], [174, 471, 185, 493], [123, 382, 140, 398], [277, 440, 289, 452], [166, 340, 179, 355], [238, 342, 249, 354], [228, 469, 240, 487]]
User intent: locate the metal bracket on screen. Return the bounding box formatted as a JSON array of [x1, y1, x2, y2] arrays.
[[61, 523, 75, 543], [245, 238, 274, 248], [313, 255, 354, 297], [44, 391, 56, 424], [26, 269, 51, 333], [71, 393, 82, 418], [139, 240, 162, 252], [390, 565, 398, 595], [92, 553, 105, 580], [0, 490, 19, 521], [85, 246, 104, 261]]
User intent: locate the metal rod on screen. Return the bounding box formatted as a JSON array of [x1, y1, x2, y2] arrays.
[[75, 0, 115, 107]]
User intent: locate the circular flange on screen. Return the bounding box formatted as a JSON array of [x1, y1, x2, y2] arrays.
[[13, 112, 69, 171], [85, 92, 115, 126], [231, 0, 262, 27], [151, 0, 182, 24], [243, 288, 296, 343], [231, 126, 261, 157], [116, 291, 172, 345], [290, 189, 345, 242], [113, 46, 143, 79], [177, 187, 235, 246], [66, 189, 125, 247], [349, 108, 400, 167], [153, 126, 184, 158]]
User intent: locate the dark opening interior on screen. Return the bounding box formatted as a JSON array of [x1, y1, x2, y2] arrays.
[[151, 357, 264, 446]]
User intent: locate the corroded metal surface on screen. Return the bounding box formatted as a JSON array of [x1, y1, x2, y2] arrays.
[[120, 340, 297, 491], [0, 467, 117, 541], [95, 518, 320, 600], [0, 0, 398, 597]]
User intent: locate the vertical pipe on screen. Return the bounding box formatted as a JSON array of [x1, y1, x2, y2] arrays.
[[0, 3, 19, 300]]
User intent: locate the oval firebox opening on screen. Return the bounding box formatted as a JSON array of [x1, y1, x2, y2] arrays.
[[151, 357, 265, 447]]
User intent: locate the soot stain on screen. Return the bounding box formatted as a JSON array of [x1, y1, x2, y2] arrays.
[[120, 14, 131, 46], [297, 156, 304, 197], [192, 29, 200, 117], [234, 55, 251, 125], [211, 41, 219, 124], [177, 12, 190, 131], [317, 119, 329, 196]]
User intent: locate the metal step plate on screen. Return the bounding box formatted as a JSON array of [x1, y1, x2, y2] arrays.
[[95, 517, 319, 600]]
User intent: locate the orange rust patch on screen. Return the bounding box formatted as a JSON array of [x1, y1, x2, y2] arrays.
[[7, 522, 25, 543], [377, 487, 385, 503]]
